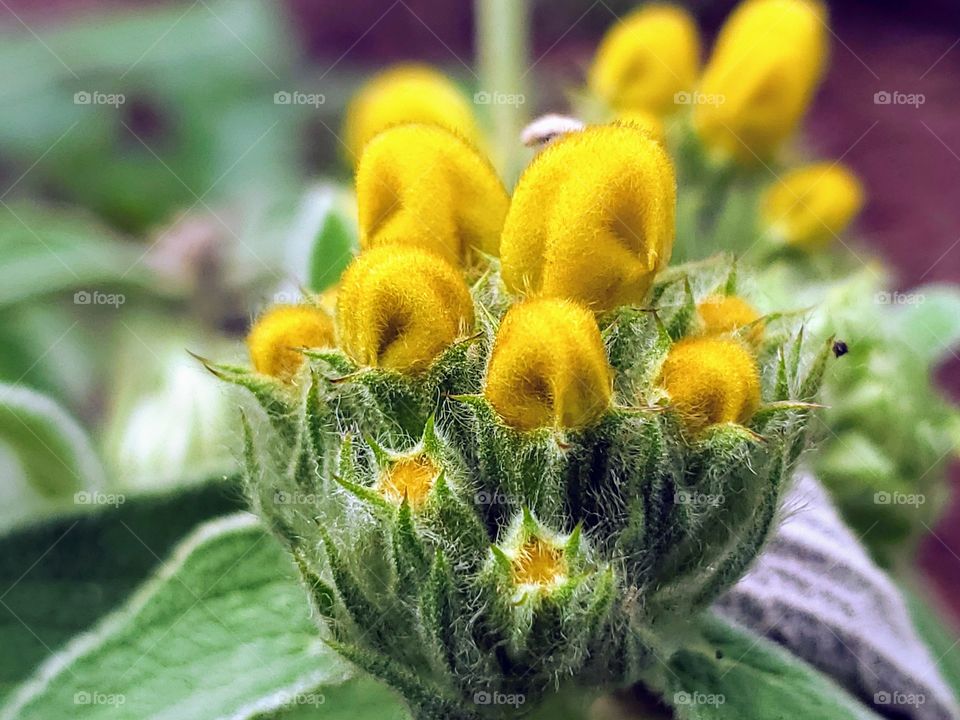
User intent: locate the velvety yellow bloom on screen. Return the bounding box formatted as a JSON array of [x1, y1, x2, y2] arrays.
[[694, 0, 828, 164], [500, 124, 676, 312], [614, 110, 667, 145], [589, 5, 701, 116], [698, 294, 764, 344], [342, 64, 480, 164], [336, 246, 474, 373], [484, 298, 613, 431], [356, 124, 509, 267], [659, 337, 761, 433], [247, 304, 335, 381], [760, 162, 864, 249], [378, 453, 439, 508]]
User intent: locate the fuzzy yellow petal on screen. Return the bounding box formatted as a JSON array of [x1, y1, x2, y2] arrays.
[[356, 124, 509, 267], [698, 294, 764, 344], [484, 298, 613, 431], [694, 0, 828, 164], [760, 162, 864, 249], [589, 5, 701, 116], [659, 336, 761, 433], [614, 110, 668, 145], [500, 124, 676, 312], [336, 246, 474, 373], [247, 304, 335, 381], [342, 64, 480, 164]]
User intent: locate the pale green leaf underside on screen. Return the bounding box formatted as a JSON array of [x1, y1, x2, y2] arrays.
[[1, 514, 360, 720], [666, 614, 882, 720]]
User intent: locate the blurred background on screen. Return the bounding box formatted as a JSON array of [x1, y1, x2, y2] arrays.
[[0, 0, 958, 616]]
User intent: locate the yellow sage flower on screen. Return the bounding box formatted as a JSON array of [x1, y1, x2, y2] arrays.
[[659, 336, 761, 433], [589, 5, 701, 116], [484, 298, 612, 431], [342, 64, 480, 164], [697, 294, 764, 344], [378, 453, 439, 508], [355, 124, 509, 267], [247, 304, 335, 381], [336, 245, 474, 373], [760, 162, 864, 249], [693, 0, 828, 164], [500, 124, 676, 312], [614, 110, 667, 145]]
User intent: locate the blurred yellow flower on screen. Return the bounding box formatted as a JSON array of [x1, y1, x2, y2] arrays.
[[589, 5, 701, 116], [336, 245, 474, 373], [698, 294, 764, 344], [500, 124, 676, 312], [484, 298, 612, 431], [342, 64, 480, 164], [761, 162, 864, 249], [356, 124, 509, 267], [247, 304, 335, 381], [693, 0, 828, 164], [659, 336, 760, 433]]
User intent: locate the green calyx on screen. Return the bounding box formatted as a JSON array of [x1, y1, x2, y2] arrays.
[[219, 256, 830, 718]]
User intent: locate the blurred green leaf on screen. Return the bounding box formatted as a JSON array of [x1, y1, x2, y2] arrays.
[[0, 512, 357, 720], [0, 478, 242, 701], [665, 614, 881, 720], [308, 211, 355, 293], [0, 202, 152, 308]]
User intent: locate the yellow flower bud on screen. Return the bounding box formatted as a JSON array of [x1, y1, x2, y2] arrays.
[[760, 162, 864, 249], [589, 5, 701, 116], [510, 538, 567, 590], [336, 245, 474, 373], [614, 110, 667, 145], [484, 298, 613, 431], [356, 124, 509, 267], [697, 294, 764, 344], [378, 453, 439, 508], [500, 125, 676, 312], [246, 304, 335, 381], [693, 0, 828, 164], [659, 337, 761, 433], [342, 64, 480, 164]]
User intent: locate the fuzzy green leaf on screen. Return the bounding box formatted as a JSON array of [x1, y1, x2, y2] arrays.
[[1, 513, 351, 720]]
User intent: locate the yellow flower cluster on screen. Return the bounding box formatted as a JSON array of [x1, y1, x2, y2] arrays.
[[342, 64, 480, 165], [355, 124, 509, 266], [500, 124, 676, 312], [590, 0, 828, 163], [246, 304, 335, 382], [697, 294, 764, 345]]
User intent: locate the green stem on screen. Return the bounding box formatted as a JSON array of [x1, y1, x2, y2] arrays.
[[475, 0, 531, 184]]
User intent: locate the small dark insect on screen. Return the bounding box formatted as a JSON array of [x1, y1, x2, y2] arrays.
[[832, 340, 849, 358], [715, 649, 725, 660]]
